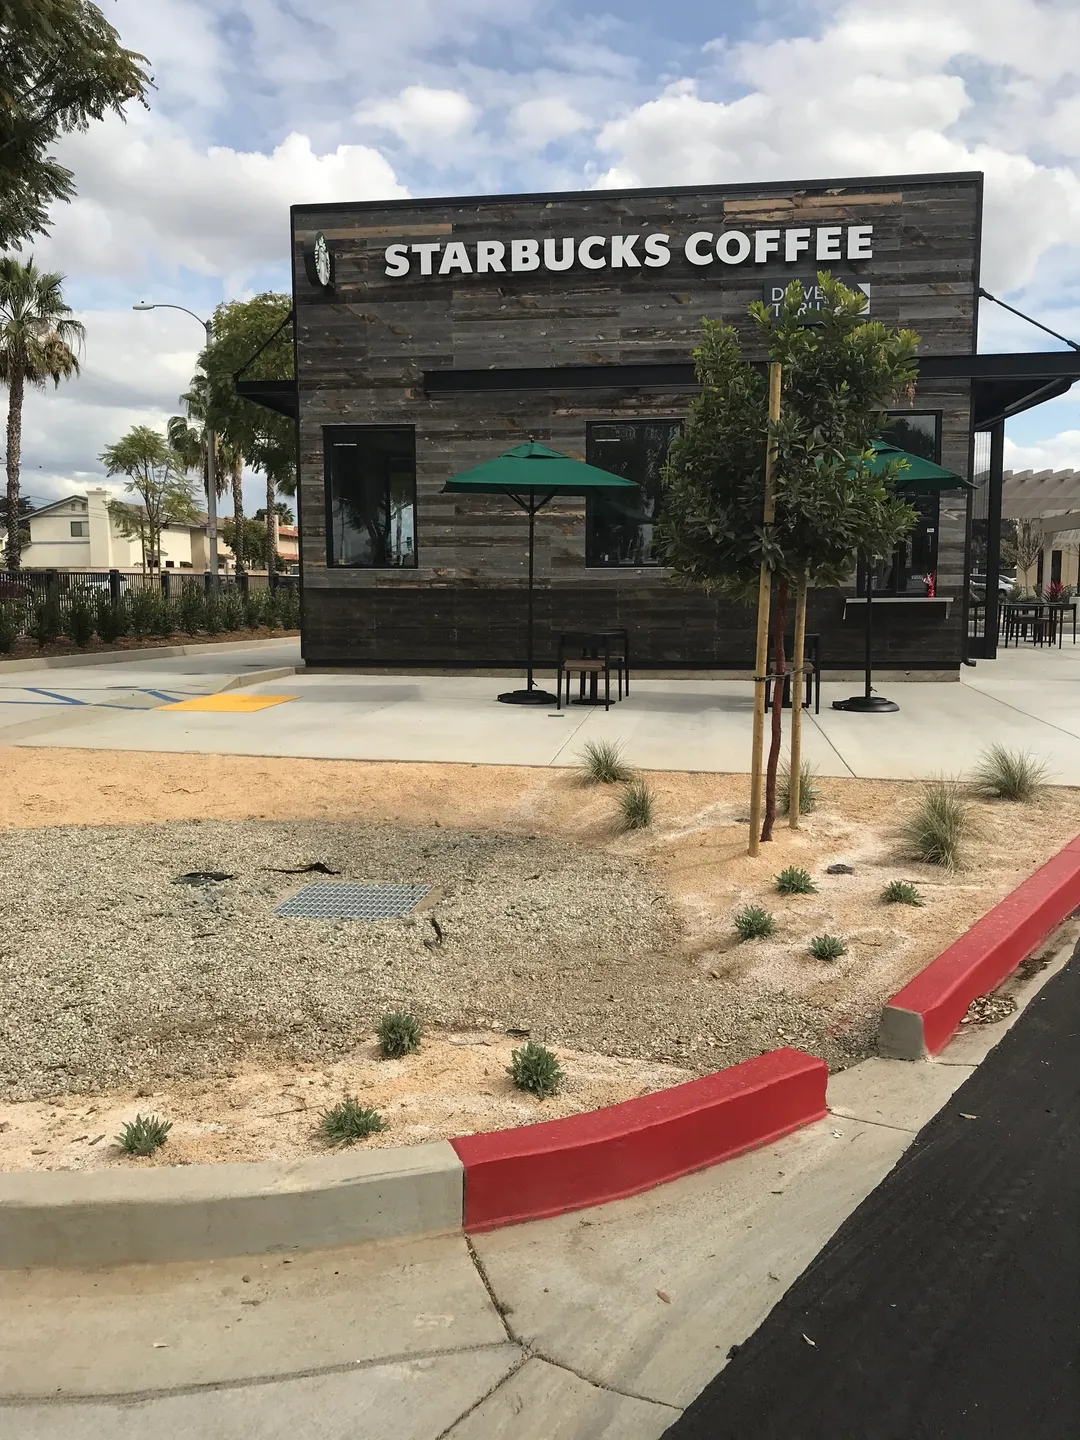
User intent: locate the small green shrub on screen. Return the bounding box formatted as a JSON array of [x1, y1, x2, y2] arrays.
[[508, 1041, 564, 1098], [734, 904, 776, 941], [377, 1009, 422, 1058], [618, 777, 655, 830], [125, 587, 159, 638], [319, 1096, 388, 1144], [220, 589, 246, 631], [278, 586, 300, 628], [31, 600, 61, 647], [65, 594, 94, 647], [779, 759, 820, 815], [93, 591, 122, 643], [809, 933, 847, 961], [902, 779, 970, 869], [177, 582, 206, 636], [117, 1113, 172, 1156], [203, 594, 224, 635], [776, 866, 816, 895], [244, 588, 268, 629], [151, 594, 176, 637], [0, 604, 17, 653], [971, 744, 1049, 802], [882, 879, 924, 906], [578, 738, 632, 785]]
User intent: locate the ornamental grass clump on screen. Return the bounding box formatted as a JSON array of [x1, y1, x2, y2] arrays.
[[377, 1009, 422, 1058], [117, 1113, 172, 1156], [808, 934, 847, 961], [776, 866, 816, 895], [508, 1041, 564, 1098], [578, 738, 632, 785], [618, 777, 655, 831], [779, 760, 820, 815], [970, 745, 1049, 803], [902, 779, 970, 869], [319, 1096, 388, 1145], [882, 879, 924, 906], [733, 905, 776, 941]]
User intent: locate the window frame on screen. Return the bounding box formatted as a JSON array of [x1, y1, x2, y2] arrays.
[[322, 424, 419, 570], [858, 410, 944, 596], [584, 417, 682, 569], [70, 519, 89, 538]]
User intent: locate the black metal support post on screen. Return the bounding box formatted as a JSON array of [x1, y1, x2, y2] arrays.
[[498, 492, 557, 706], [833, 553, 899, 713]]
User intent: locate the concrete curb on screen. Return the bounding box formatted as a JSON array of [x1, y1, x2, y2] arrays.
[[450, 1048, 829, 1232], [0, 635, 299, 676], [0, 1051, 828, 1267], [879, 835, 1080, 1060], [0, 1140, 463, 1268]]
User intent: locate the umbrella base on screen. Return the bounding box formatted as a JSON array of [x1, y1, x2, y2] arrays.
[[832, 694, 900, 713], [498, 687, 558, 706]]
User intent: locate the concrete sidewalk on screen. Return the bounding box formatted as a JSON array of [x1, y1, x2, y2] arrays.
[[2, 642, 1079, 783], [2, 932, 1072, 1440]]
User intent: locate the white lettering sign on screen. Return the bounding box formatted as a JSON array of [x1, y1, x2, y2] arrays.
[[382, 226, 874, 276]]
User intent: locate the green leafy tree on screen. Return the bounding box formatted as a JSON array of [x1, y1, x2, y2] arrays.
[[189, 294, 296, 576], [658, 274, 920, 840], [167, 410, 241, 570], [100, 425, 198, 574], [219, 515, 273, 570], [0, 256, 84, 568], [0, 0, 151, 249]]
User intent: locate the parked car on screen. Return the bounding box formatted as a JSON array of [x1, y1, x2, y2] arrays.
[[970, 573, 1015, 596]]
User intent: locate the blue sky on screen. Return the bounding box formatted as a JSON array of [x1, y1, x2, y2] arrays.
[[19, 0, 1080, 513]]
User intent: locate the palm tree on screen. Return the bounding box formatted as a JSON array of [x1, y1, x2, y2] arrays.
[[0, 258, 85, 569], [172, 384, 246, 572]]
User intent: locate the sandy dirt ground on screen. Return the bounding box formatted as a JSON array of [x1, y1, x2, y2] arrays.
[[0, 1035, 692, 1172], [2, 746, 1077, 1171]]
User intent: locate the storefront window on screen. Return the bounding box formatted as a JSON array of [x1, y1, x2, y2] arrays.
[[865, 412, 942, 594], [585, 420, 681, 566], [324, 426, 417, 568]]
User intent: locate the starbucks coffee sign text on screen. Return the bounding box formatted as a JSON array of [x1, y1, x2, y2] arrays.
[[383, 225, 874, 277]]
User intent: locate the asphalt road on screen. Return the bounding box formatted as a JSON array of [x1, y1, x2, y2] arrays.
[[665, 943, 1080, 1440]]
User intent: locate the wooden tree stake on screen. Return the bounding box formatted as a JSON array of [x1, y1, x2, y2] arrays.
[[789, 572, 808, 827], [748, 361, 782, 857]]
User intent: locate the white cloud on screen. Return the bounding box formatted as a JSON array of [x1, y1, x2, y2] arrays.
[[355, 86, 478, 156], [36, 109, 406, 286], [508, 97, 591, 150], [594, 0, 1080, 294], [1005, 431, 1080, 474]]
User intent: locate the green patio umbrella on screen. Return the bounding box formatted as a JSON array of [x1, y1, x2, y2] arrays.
[[441, 442, 639, 705], [833, 442, 975, 714]]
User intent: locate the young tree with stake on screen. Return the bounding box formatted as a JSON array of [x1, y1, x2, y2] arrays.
[[657, 275, 921, 847], [100, 426, 199, 575]]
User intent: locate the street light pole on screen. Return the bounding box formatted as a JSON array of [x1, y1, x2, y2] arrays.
[[133, 302, 219, 588]]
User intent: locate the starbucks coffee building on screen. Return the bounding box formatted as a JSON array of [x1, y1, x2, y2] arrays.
[[238, 171, 1080, 674]]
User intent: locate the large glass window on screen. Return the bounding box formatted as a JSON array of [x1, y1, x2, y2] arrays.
[[324, 426, 417, 568], [865, 411, 943, 594], [585, 420, 681, 567]]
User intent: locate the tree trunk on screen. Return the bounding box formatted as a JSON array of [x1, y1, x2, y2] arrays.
[[266, 475, 276, 576], [761, 577, 789, 843], [231, 453, 245, 571], [788, 574, 809, 828], [5, 366, 24, 571]]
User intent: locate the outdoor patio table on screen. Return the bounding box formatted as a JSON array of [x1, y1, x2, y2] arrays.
[[1001, 601, 1076, 648], [557, 628, 629, 705]]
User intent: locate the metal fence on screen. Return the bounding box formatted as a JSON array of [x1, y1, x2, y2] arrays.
[[0, 568, 299, 644]]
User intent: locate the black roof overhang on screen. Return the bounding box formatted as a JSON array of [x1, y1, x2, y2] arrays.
[[234, 352, 1080, 429]]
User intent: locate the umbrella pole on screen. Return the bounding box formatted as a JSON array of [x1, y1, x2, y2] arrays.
[[498, 492, 557, 706], [526, 498, 536, 690], [832, 551, 899, 713]]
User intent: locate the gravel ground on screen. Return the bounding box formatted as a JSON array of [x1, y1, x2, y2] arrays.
[[0, 820, 684, 1102]]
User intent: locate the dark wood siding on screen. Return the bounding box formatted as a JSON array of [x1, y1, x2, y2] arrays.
[[292, 175, 981, 671]]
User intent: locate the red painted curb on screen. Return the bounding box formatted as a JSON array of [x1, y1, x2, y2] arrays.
[[881, 835, 1080, 1059], [450, 1047, 828, 1232]]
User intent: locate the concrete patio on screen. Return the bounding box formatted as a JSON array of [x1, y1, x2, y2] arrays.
[[1, 640, 1078, 784]]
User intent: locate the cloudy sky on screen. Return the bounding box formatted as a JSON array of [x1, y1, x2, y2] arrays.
[[17, 0, 1080, 513]]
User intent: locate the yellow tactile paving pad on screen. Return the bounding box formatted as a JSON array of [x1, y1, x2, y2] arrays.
[[159, 694, 298, 713]]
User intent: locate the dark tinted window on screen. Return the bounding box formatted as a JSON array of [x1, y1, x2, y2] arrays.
[[585, 420, 680, 566], [869, 412, 943, 594], [325, 427, 417, 568]]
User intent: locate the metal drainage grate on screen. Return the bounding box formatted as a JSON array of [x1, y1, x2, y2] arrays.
[[275, 882, 432, 920]]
